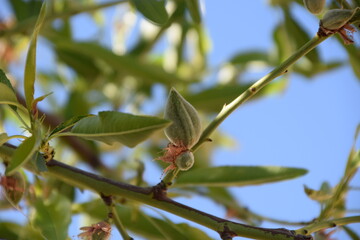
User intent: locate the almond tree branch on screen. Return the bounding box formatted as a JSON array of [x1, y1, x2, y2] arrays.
[[0, 143, 312, 240]]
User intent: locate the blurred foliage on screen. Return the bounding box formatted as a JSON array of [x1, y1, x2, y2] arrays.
[[0, 0, 359, 239]]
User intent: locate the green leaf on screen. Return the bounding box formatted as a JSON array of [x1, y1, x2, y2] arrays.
[[174, 166, 308, 187], [8, 0, 42, 22], [0, 83, 27, 112], [0, 221, 43, 240], [283, 8, 320, 64], [273, 23, 293, 63], [70, 111, 171, 147], [343, 226, 360, 240], [0, 69, 16, 94], [5, 135, 40, 175], [0, 133, 9, 146], [230, 51, 270, 65], [55, 47, 101, 80], [33, 193, 71, 240], [54, 40, 190, 85], [49, 114, 91, 138], [131, 0, 169, 26], [303, 182, 333, 202], [78, 200, 211, 240], [185, 0, 202, 24], [33, 153, 48, 172], [24, 1, 46, 110]]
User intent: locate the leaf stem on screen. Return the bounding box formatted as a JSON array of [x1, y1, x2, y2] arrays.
[[191, 33, 329, 152], [295, 216, 360, 235], [161, 33, 331, 185], [109, 203, 133, 240]]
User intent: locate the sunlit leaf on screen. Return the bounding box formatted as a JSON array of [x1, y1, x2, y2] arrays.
[[283, 8, 320, 64], [0, 69, 16, 94], [0, 83, 26, 112], [0, 133, 9, 146], [54, 40, 191, 85], [23, 1, 46, 110], [70, 111, 171, 147], [5, 134, 41, 175], [33, 193, 71, 240], [131, 0, 168, 26], [230, 51, 270, 65], [303, 182, 333, 202], [185, 0, 202, 24], [293, 61, 343, 78], [174, 166, 308, 187]]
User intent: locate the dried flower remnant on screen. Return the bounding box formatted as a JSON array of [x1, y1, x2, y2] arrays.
[[78, 221, 111, 240], [0, 172, 25, 205]]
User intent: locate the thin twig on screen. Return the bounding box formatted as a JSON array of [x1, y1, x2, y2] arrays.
[[162, 33, 331, 186], [295, 216, 360, 235]]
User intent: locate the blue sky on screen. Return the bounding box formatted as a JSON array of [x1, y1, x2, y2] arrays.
[[0, 1, 359, 239]]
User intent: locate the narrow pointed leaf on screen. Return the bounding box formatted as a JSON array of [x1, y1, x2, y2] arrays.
[[24, 1, 46, 110], [5, 135, 41, 175], [343, 226, 360, 240], [0, 133, 9, 146], [174, 166, 308, 187], [0, 83, 22, 109], [49, 115, 91, 137], [79, 200, 211, 240], [0, 83, 28, 113], [0, 69, 16, 93], [131, 0, 168, 26], [70, 111, 171, 147]]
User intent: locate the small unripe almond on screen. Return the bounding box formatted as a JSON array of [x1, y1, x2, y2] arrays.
[[303, 0, 326, 14], [175, 151, 194, 171], [321, 9, 355, 30], [164, 88, 201, 148]]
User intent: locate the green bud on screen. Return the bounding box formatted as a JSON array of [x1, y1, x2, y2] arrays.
[[175, 151, 194, 171], [303, 0, 325, 14], [164, 88, 201, 148], [321, 9, 355, 30]]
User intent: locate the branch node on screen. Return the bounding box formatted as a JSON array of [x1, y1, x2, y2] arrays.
[[218, 225, 237, 240], [100, 193, 112, 206], [152, 181, 168, 200]]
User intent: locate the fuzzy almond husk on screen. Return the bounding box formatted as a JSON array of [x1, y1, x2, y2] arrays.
[[164, 88, 201, 148]]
